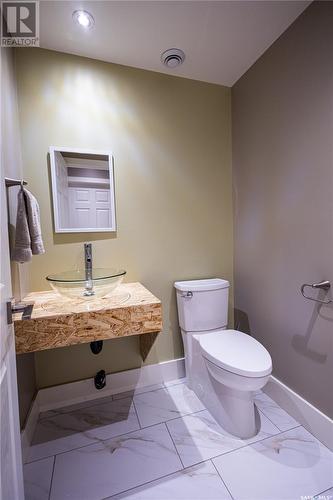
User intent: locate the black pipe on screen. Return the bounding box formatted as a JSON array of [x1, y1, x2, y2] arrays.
[[90, 340, 103, 354], [94, 370, 106, 390]]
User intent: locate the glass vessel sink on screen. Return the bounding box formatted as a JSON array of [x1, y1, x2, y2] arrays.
[[46, 268, 126, 299]]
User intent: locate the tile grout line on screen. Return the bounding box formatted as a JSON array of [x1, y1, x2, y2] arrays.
[[25, 407, 208, 464], [254, 397, 330, 448], [162, 378, 187, 389], [256, 407, 281, 432], [27, 383, 303, 468], [38, 394, 119, 421], [201, 423, 303, 465], [37, 383, 290, 431], [113, 384, 167, 402], [132, 405, 208, 430], [38, 381, 184, 420], [164, 422, 186, 469], [25, 408, 302, 466], [254, 402, 296, 433], [255, 404, 280, 430], [103, 426, 313, 500], [132, 399, 142, 429], [153, 423, 303, 473], [210, 458, 234, 500], [28, 420, 329, 500], [104, 379, 187, 403], [27, 380, 331, 499], [103, 461, 212, 500], [47, 455, 56, 500], [25, 420, 185, 464]]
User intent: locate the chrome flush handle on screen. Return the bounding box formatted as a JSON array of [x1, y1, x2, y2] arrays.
[[181, 291, 193, 298]]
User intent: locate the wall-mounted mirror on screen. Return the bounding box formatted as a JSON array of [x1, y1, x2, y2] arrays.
[[49, 147, 116, 233]]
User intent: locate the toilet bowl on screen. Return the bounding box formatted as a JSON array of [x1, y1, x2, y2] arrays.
[[200, 329, 272, 438], [200, 329, 272, 392], [174, 278, 272, 439]]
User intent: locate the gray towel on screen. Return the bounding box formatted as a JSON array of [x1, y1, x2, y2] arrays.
[[12, 187, 45, 263]]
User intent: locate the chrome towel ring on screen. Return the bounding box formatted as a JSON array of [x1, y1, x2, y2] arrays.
[[301, 280, 332, 305]]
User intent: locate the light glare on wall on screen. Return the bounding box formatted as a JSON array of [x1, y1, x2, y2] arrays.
[[72, 10, 94, 29]]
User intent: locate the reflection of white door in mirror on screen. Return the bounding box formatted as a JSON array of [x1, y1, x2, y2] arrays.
[[49, 147, 116, 233]]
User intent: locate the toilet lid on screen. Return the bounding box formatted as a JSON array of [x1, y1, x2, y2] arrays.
[[200, 329, 272, 378]]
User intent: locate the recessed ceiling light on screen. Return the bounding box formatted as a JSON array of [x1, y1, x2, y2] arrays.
[[161, 48, 185, 68], [72, 10, 94, 29]]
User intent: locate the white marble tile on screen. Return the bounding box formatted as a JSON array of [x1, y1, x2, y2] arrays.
[[113, 383, 165, 401], [110, 461, 231, 500], [166, 408, 280, 467], [24, 456, 54, 500], [254, 391, 300, 431], [213, 426, 333, 500], [50, 423, 183, 500], [134, 383, 205, 427], [28, 397, 139, 462], [39, 394, 114, 420]]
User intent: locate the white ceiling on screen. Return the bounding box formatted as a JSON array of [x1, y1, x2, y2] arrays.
[[40, 1, 311, 87]]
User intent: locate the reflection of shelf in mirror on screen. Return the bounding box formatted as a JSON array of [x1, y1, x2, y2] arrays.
[[67, 176, 110, 187], [65, 157, 108, 169]]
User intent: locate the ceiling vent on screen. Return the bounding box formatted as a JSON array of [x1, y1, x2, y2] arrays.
[[161, 48, 185, 68]]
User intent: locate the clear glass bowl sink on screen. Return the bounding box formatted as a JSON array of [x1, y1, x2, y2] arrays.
[[46, 268, 126, 300]]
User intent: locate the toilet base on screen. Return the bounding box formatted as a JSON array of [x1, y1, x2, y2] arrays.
[[189, 333, 269, 439], [191, 370, 259, 439], [208, 376, 258, 438]]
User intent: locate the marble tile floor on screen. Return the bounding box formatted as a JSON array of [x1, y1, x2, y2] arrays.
[[24, 379, 333, 500]]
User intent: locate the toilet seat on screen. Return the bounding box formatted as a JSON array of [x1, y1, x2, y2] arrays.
[[200, 329, 272, 378]]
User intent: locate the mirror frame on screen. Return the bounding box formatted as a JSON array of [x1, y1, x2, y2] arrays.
[[49, 146, 116, 233]]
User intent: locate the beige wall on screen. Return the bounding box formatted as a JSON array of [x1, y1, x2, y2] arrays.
[[233, 2, 333, 417], [15, 48, 233, 388], [1, 47, 36, 426]]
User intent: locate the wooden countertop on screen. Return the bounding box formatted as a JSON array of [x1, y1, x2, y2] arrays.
[[14, 282, 162, 356]]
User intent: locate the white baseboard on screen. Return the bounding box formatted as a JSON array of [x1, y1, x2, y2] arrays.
[[22, 361, 331, 462], [37, 357, 185, 412], [20, 357, 185, 458], [21, 395, 39, 464], [264, 375, 333, 451]]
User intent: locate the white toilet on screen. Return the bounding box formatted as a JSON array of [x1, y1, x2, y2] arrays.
[[174, 278, 272, 439]]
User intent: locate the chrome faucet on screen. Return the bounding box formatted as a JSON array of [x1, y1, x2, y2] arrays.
[[84, 243, 94, 296]]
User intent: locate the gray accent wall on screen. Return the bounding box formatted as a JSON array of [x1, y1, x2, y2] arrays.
[[232, 1, 333, 418]]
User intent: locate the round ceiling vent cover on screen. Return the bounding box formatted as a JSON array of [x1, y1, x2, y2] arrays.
[[161, 48, 185, 68]]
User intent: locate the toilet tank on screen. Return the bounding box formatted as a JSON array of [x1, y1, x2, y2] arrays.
[[174, 278, 230, 332]]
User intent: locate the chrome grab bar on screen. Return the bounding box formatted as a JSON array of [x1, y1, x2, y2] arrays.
[[301, 280, 332, 305]]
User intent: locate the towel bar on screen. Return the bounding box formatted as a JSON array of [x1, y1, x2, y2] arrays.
[[301, 280, 332, 305], [5, 177, 27, 188]]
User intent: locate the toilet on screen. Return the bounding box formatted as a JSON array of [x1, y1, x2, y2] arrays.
[[174, 278, 272, 439]]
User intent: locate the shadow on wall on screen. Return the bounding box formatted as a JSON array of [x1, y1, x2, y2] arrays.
[[291, 299, 331, 365], [235, 304, 329, 365], [234, 308, 251, 334], [53, 231, 116, 245], [169, 287, 184, 359]]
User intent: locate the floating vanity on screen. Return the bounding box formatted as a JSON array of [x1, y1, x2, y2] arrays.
[[14, 282, 162, 359]]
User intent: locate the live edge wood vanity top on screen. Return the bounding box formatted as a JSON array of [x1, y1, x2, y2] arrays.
[[14, 282, 162, 357]]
